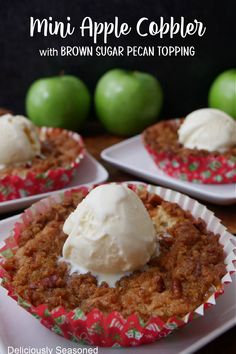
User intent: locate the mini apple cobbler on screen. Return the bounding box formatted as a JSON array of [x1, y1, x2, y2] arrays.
[[0, 114, 84, 201], [3, 184, 226, 322], [143, 108, 236, 183]]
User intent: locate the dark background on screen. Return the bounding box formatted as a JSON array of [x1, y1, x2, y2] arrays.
[[0, 0, 235, 120]]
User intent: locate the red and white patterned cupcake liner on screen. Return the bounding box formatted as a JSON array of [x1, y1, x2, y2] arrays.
[[0, 183, 235, 347], [144, 119, 236, 184], [0, 128, 85, 202]]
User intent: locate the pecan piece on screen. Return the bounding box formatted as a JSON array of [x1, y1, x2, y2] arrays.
[[160, 236, 174, 248], [41, 274, 58, 288], [171, 278, 182, 298], [155, 275, 166, 292], [147, 193, 162, 207], [29, 283, 38, 289], [194, 262, 201, 276]]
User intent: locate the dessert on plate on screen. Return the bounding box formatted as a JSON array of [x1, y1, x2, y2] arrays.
[[0, 182, 235, 347], [143, 108, 236, 183], [0, 114, 85, 201]]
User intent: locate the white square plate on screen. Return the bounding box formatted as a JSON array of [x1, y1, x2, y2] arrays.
[[101, 136, 236, 205], [0, 215, 235, 354], [0, 153, 108, 214]]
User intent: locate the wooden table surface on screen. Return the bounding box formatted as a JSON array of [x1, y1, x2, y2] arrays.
[[0, 130, 235, 353]]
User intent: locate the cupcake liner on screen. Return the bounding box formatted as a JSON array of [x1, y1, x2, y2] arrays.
[[0, 183, 235, 347], [0, 127, 85, 202], [144, 119, 236, 184]]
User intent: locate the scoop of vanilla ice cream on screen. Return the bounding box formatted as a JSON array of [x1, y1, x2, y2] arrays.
[[62, 184, 158, 286], [178, 108, 236, 152], [0, 114, 41, 166]]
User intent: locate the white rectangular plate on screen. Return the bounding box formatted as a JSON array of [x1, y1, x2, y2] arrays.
[[0, 153, 108, 214], [0, 215, 235, 354], [101, 135, 236, 205]]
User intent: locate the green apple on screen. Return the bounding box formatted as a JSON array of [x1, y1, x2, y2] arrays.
[[208, 69, 236, 119], [26, 75, 91, 130], [95, 69, 163, 136]]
